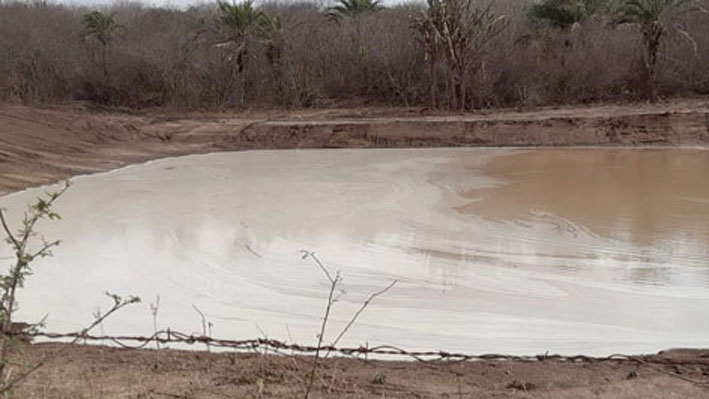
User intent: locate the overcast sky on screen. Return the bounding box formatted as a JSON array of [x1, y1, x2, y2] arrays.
[[34, 0, 404, 9], [50, 0, 267, 8]]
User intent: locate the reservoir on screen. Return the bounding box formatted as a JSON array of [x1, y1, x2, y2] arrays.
[[2, 148, 707, 355]]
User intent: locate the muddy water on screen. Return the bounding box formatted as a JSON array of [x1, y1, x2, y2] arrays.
[[457, 150, 709, 283], [1, 148, 708, 356], [460, 150, 709, 248]]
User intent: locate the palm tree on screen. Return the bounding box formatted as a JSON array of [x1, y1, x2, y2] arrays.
[[412, 0, 507, 110], [216, 0, 267, 105], [326, 0, 384, 68], [326, 0, 383, 20], [81, 11, 124, 81], [613, 0, 704, 101], [525, 0, 610, 70], [411, 0, 445, 108], [256, 14, 285, 97], [528, 0, 608, 31]]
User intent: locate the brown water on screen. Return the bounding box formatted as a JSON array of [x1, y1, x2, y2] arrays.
[[459, 149, 709, 260]]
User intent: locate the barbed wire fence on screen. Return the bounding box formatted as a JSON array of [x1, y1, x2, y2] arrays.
[[15, 330, 707, 384], [17, 329, 620, 363], [27, 329, 617, 362]]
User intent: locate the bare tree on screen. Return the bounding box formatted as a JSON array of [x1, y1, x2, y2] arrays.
[[2, 1, 709, 108], [300, 250, 396, 399]]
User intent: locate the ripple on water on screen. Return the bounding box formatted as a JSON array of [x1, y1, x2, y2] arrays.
[[0, 148, 707, 355]]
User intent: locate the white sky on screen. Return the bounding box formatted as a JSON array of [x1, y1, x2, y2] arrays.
[[29, 0, 407, 9]]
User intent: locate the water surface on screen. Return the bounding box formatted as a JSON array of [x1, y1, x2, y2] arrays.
[[1, 148, 707, 355]]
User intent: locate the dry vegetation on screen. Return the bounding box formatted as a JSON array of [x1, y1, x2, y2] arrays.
[[0, 0, 708, 110]]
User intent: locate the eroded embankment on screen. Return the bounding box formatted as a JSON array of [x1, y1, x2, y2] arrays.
[[1, 100, 708, 194], [237, 111, 709, 148]]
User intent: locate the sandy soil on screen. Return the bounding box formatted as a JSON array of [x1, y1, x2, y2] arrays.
[[16, 344, 709, 398], [1, 99, 709, 195], [2, 100, 709, 398]]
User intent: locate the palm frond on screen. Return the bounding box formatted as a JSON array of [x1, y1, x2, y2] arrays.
[[217, 0, 265, 38], [325, 0, 384, 21], [82, 11, 123, 45], [528, 0, 610, 30]]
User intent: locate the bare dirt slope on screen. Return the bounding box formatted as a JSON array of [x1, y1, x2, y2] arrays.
[[2, 99, 709, 195], [17, 344, 709, 399]]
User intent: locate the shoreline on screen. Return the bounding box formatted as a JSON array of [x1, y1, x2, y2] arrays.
[[2, 99, 708, 195]]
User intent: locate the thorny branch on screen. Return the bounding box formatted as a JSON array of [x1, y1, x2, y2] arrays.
[[299, 250, 397, 399], [0, 182, 139, 396], [327, 279, 397, 355], [0, 293, 138, 396]]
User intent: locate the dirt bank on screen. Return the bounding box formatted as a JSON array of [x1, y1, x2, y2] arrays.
[[2, 99, 709, 195], [16, 343, 709, 398]]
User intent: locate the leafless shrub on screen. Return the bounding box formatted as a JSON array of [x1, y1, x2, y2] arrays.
[[299, 250, 396, 399], [0, 182, 139, 396], [0, 0, 707, 109]]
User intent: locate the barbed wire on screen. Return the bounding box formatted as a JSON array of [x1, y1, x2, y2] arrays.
[[13, 329, 647, 363], [14, 329, 709, 387]]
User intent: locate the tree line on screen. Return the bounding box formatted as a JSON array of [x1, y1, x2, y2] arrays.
[[0, 0, 707, 110]]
